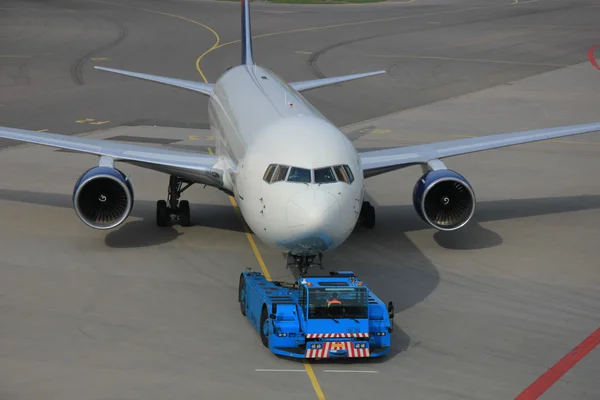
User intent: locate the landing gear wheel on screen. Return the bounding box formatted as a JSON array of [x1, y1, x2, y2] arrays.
[[260, 307, 269, 348], [179, 200, 191, 227], [156, 200, 168, 227], [156, 175, 194, 227], [286, 253, 323, 277], [238, 274, 247, 316], [361, 201, 376, 228]]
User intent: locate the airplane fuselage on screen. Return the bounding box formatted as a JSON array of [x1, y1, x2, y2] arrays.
[[208, 65, 364, 255]]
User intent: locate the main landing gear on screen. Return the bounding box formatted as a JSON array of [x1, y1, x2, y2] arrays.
[[156, 175, 193, 227], [360, 201, 376, 228], [287, 253, 323, 277]]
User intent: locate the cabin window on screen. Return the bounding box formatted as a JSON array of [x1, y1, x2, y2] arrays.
[[314, 167, 337, 184], [343, 165, 355, 183], [263, 164, 276, 183], [271, 165, 289, 182], [287, 167, 312, 183]]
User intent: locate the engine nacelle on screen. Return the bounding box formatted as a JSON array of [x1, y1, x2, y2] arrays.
[[72, 166, 134, 230], [412, 169, 475, 231]]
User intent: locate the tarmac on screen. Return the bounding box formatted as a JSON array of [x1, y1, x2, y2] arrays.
[[1, 0, 599, 399]]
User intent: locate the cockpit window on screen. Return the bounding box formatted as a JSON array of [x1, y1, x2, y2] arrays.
[[263, 164, 355, 185], [263, 164, 276, 183], [343, 165, 355, 183], [287, 167, 312, 183], [314, 167, 337, 183], [333, 165, 349, 183], [271, 165, 289, 182]]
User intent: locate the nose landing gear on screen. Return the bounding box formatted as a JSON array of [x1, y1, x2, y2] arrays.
[[286, 253, 323, 277], [156, 175, 193, 227]]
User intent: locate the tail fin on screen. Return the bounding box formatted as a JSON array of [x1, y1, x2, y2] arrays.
[[241, 0, 254, 65]]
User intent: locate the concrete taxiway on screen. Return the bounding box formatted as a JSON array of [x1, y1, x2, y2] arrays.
[[1, 0, 599, 399]]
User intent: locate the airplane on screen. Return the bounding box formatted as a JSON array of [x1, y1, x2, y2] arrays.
[[1, 0, 599, 275]]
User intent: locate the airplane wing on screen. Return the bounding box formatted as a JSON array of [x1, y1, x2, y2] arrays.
[[290, 70, 386, 92], [359, 122, 600, 178], [94, 67, 214, 96], [0, 126, 222, 187]]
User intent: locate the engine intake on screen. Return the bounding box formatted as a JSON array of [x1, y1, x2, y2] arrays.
[[412, 169, 475, 231], [72, 167, 134, 229]]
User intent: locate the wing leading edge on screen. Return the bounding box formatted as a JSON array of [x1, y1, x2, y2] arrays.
[[359, 122, 600, 178], [290, 70, 386, 92], [0, 125, 222, 187], [94, 67, 214, 96]]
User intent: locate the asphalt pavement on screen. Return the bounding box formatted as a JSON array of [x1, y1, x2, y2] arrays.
[[1, 0, 599, 399]]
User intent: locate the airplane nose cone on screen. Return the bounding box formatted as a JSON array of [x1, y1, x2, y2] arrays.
[[287, 190, 340, 235]]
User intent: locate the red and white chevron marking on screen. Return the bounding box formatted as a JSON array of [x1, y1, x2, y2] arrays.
[[305, 342, 370, 358], [305, 333, 369, 339]]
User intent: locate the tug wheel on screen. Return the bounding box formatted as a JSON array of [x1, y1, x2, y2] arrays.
[[260, 306, 269, 348], [238, 274, 247, 316]]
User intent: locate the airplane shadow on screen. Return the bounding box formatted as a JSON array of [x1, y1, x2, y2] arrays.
[[433, 224, 503, 250], [0, 188, 597, 251], [104, 220, 183, 248], [364, 194, 600, 251], [0, 189, 245, 249]]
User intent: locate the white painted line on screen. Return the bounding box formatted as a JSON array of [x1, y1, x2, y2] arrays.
[[324, 370, 379, 373], [255, 369, 306, 372]]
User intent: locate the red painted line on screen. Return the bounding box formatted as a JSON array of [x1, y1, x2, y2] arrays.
[[515, 328, 600, 400], [588, 45, 600, 71]]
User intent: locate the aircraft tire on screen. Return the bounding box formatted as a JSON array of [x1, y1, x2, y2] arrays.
[[362, 202, 375, 228], [156, 200, 168, 227], [179, 200, 191, 227]]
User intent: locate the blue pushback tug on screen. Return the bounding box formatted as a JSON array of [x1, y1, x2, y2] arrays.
[[239, 270, 394, 359]]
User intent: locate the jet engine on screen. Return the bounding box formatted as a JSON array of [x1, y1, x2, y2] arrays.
[[412, 169, 475, 231], [72, 166, 134, 229]]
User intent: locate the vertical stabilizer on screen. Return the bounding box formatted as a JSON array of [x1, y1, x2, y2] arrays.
[[241, 0, 254, 65]]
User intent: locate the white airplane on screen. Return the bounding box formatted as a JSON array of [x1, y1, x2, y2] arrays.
[[1, 0, 599, 275]]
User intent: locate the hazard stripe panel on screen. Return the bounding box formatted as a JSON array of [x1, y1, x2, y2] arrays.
[[306, 333, 369, 339], [305, 342, 371, 358]]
